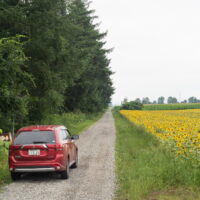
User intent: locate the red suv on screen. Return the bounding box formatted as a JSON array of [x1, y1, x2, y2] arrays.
[[9, 125, 79, 180]]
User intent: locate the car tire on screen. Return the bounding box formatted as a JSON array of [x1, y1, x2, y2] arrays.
[[60, 159, 69, 179], [11, 172, 21, 181], [71, 152, 78, 168]]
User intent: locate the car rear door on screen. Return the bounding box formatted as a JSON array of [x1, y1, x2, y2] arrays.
[[66, 129, 77, 162], [60, 129, 74, 164]]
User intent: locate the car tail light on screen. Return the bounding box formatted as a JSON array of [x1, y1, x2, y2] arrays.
[[9, 145, 20, 154]]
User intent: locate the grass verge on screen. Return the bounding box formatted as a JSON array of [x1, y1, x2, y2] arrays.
[[0, 111, 103, 188], [113, 109, 200, 200], [0, 141, 11, 187]]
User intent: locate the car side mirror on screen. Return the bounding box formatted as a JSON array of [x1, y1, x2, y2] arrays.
[[71, 135, 79, 140]]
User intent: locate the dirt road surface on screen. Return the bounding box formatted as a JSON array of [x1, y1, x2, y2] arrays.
[[0, 110, 116, 200]]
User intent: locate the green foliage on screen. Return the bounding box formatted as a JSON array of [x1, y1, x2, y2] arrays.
[[167, 96, 178, 104], [144, 103, 200, 110], [158, 96, 165, 104], [120, 101, 143, 110], [188, 96, 200, 103], [64, 0, 114, 113], [0, 141, 11, 186], [113, 109, 200, 200], [0, 35, 33, 131], [41, 112, 103, 135], [0, 0, 113, 131], [142, 97, 151, 104], [24, 0, 70, 121]]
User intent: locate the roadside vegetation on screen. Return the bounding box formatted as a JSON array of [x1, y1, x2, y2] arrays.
[[125, 96, 200, 105], [119, 99, 200, 111], [0, 141, 11, 186], [143, 103, 200, 110], [120, 101, 143, 110], [0, 0, 113, 133], [41, 112, 103, 135], [113, 109, 200, 200]]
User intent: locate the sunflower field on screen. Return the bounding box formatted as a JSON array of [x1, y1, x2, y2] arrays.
[[120, 109, 200, 163]]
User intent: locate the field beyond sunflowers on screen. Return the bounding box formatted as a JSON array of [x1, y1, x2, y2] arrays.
[[120, 109, 200, 161]]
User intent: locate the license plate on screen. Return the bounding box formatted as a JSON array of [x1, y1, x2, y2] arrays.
[[28, 149, 40, 156]]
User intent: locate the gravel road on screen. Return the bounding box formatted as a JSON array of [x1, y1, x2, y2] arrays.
[[0, 110, 116, 200]]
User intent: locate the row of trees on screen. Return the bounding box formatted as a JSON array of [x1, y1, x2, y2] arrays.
[[123, 96, 200, 105], [0, 0, 114, 131]]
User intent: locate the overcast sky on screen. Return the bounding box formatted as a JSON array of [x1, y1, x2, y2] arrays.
[[90, 0, 200, 105]]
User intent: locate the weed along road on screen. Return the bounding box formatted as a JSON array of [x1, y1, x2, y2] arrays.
[[0, 110, 116, 200]]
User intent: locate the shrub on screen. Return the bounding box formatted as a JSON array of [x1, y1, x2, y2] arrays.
[[121, 101, 143, 110]]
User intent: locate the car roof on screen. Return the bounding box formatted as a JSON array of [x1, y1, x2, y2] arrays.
[[18, 125, 67, 132]]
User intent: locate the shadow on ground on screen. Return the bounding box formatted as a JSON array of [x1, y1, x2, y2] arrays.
[[17, 172, 62, 183]]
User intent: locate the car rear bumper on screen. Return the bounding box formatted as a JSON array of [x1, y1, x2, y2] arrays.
[[9, 155, 66, 172], [14, 167, 56, 173], [9, 161, 65, 173], [10, 163, 65, 172]]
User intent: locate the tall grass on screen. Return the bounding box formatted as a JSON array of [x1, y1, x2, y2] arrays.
[[113, 109, 200, 200], [144, 103, 200, 110], [0, 141, 11, 186], [41, 112, 103, 135]]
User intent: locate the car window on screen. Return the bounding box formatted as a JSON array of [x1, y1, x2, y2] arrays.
[[65, 130, 71, 138], [14, 131, 56, 145], [59, 129, 70, 140]]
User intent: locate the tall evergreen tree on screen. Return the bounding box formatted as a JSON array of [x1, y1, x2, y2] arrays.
[[0, 35, 33, 131], [64, 0, 114, 112], [24, 0, 68, 121], [0, 0, 114, 130]]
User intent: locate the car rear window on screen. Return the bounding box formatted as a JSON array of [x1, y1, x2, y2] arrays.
[[14, 131, 56, 145]]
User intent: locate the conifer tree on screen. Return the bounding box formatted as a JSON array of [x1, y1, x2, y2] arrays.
[[0, 35, 32, 131], [64, 0, 114, 112], [0, 0, 114, 130]]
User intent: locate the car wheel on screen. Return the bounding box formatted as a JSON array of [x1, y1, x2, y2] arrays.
[[71, 152, 78, 168], [60, 159, 70, 179], [11, 172, 21, 181]]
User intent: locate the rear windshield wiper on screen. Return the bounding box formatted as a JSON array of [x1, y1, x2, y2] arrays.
[[33, 141, 48, 144]]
